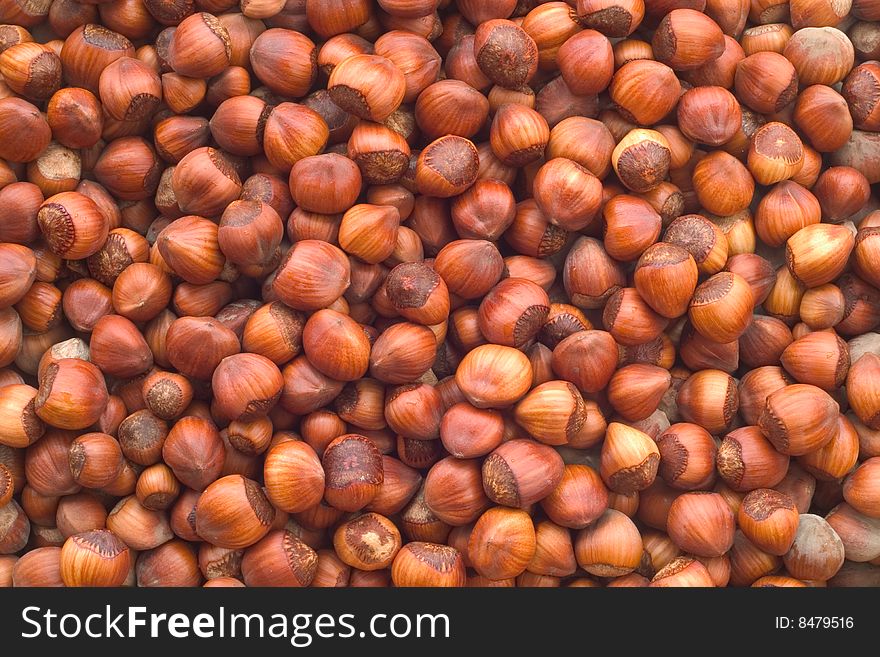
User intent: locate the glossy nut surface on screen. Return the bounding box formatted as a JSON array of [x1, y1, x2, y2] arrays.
[[0, 0, 871, 592]]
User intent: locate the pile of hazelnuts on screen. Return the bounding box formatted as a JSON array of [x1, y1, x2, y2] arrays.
[[1, 0, 880, 588]]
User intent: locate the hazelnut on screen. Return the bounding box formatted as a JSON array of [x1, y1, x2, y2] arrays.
[[369, 322, 437, 384], [793, 85, 852, 153], [514, 380, 589, 445], [603, 287, 668, 347], [322, 434, 384, 512], [302, 309, 370, 382], [653, 9, 725, 70], [195, 474, 275, 549], [172, 147, 241, 218], [12, 546, 64, 587], [161, 416, 224, 490], [786, 223, 854, 288], [843, 457, 880, 518], [541, 464, 608, 529], [241, 529, 318, 587], [0, 97, 52, 163], [747, 121, 805, 185], [759, 383, 839, 455], [482, 439, 564, 507], [785, 26, 853, 86], [576, 0, 644, 37], [473, 19, 538, 89], [468, 507, 536, 580], [167, 13, 231, 78], [551, 329, 618, 393], [68, 432, 124, 489], [688, 272, 754, 343], [391, 542, 465, 587], [273, 240, 351, 312], [212, 353, 283, 422], [60, 530, 130, 587], [608, 365, 671, 422], [600, 422, 660, 493], [0, 42, 60, 101], [35, 359, 108, 431], [782, 513, 844, 581], [415, 136, 480, 199], [557, 29, 614, 95], [717, 426, 791, 492], [424, 457, 490, 526], [384, 383, 443, 441], [574, 509, 642, 577], [333, 512, 401, 571], [328, 54, 405, 122], [106, 495, 173, 550], [609, 59, 681, 126], [649, 556, 716, 586], [250, 28, 316, 98], [780, 331, 849, 390], [657, 423, 717, 490], [528, 519, 577, 578], [262, 103, 329, 171], [677, 369, 738, 434], [612, 129, 672, 193]]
